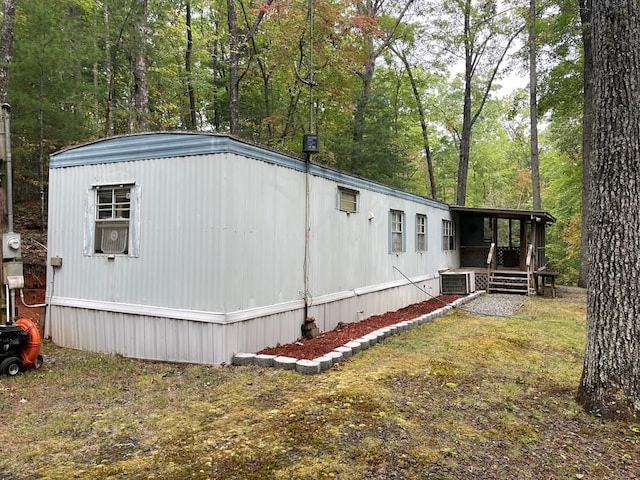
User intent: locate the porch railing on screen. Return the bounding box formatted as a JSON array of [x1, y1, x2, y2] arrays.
[[526, 244, 534, 294], [487, 242, 496, 277]]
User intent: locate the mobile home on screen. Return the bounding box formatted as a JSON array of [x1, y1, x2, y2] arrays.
[[45, 133, 553, 364]]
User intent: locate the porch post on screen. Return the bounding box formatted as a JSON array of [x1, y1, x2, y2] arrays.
[[491, 216, 498, 269], [520, 219, 528, 269]]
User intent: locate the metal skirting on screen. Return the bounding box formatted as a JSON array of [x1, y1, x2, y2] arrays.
[[46, 276, 442, 365]]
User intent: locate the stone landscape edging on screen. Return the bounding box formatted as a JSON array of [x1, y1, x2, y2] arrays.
[[232, 291, 484, 375]]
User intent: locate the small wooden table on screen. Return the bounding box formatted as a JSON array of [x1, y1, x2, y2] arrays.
[[534, 271, 559, 298]]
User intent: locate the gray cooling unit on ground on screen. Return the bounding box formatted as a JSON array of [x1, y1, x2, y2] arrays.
[[440, 271, 476, 295]]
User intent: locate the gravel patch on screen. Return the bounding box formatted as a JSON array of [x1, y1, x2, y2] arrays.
[[460, 292, 525, 317]]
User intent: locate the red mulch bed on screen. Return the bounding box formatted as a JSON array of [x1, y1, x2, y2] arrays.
[[257, 295, 463, 360]]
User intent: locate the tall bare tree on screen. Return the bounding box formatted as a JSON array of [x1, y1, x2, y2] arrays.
[[450, 0, 524, 206], [132, 0, 149, 132], [226, 0, 274, 135], [102, 2, 115, 136], [390, 44, 437, 199], [576, 0, 640, 420], [185, 1, 197, 130], [529, 0, 540, 210]]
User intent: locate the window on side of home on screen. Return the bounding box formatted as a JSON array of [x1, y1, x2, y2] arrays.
[[337, 187, 359, 213], [416, 214, 427, 251], [390, 209, 405, 253], [442, 219, 456, 251], [94, 185, 132, 254]]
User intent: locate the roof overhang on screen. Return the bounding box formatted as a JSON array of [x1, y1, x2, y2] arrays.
[[450, 206, 556, 224]]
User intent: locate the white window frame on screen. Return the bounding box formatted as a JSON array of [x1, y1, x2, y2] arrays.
[[442, 219, 456, 251], [390, 209, 405, 253], [85, 183, 140, 257], [416, 214, 427, 252], [337, 187, 359, 213]]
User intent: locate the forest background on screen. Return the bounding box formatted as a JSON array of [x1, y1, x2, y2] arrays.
[[1, 0, 584, 284]]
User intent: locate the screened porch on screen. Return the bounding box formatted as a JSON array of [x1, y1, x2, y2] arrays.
[[450, 206, 556, 293]]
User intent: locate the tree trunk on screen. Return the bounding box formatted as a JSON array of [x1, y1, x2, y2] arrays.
[[209, 17, 224, 131], [578, 0, 593, 288], [0, 0, 16, 104], [0, 0, 16, 230], [227, 0, 240, 135], [576, 0, 640, 420], [529, 0, 541, 210], [185, 2, 197, 130], [280, 85, 301, 140], [103, 3, 114, 136], [395, 48, 437, 200], [456, 2, 473, 206], [350, 0, 414, 174], [455, 1, 523, 207], [351, 56, 374, 173], [403, 68, 438, 200], [226, 0, 274, 136], [132, 0, 150, 132]]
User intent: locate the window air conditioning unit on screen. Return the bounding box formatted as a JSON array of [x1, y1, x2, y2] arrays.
[[440, 271, 476, 295], [98, 224, 129, 254]]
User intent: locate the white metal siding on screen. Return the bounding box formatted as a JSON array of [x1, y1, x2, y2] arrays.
[[308, 175, 456, 297], [47, 153, 306, 313]]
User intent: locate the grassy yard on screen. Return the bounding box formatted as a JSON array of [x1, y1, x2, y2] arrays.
[[1, 292, 639, 479]]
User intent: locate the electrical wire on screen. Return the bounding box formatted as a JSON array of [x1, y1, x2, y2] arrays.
[[19, 289, 47, 308], [392, 265, 532, 320]]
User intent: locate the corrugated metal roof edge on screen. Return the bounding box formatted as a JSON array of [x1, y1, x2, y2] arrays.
[[49, 132, 449, 211]]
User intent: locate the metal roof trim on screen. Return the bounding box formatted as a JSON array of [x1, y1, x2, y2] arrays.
[[49, 132, 305, 171]]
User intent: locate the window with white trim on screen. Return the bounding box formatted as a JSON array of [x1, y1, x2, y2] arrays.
[[416, 214, 427, 252], [94, 185, 132, 254], [442, 219, 456, 251], [390, 209, 405, 253], [337, 187, 359, 213]]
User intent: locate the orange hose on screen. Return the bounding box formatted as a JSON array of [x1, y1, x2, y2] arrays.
[[14, 318, 41, 369]]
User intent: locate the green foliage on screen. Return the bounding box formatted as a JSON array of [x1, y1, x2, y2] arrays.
[[540, 121, 583, 284], [2, 0, 588, 282], [537, 0, 582, 120]]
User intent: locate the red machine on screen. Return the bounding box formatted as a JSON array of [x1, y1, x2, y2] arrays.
[[0, 317, 42, 376]]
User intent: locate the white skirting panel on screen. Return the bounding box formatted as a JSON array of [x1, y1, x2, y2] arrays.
[[47, 276, 443, 365]]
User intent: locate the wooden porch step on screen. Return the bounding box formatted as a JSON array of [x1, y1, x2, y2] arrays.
[[488, 277, 529, 283], [488, 270, 531, 295], [488, 287, 529, 294]]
